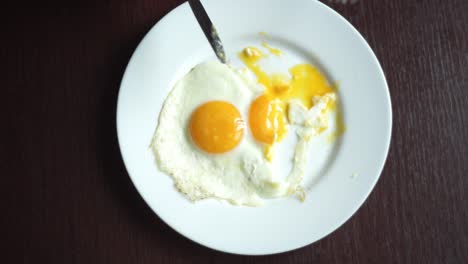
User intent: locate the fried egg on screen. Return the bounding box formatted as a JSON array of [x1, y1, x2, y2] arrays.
[[152, 61, 290, 206], [152, 42, 343, 206]]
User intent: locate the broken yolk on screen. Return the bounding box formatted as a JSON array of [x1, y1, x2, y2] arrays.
[[239, 46, 334, 147], [289, 64, 333, 109]]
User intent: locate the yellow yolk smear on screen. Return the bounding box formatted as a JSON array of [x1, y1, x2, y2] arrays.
[[262, 42, 282, 57], [240, 48, 333, 109], [240, 46, 334, 154], [190, 101, 245, 154], [239, 47, 271, 90]]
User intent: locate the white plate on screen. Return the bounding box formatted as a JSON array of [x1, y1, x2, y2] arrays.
[[117, 0, 392, 255]]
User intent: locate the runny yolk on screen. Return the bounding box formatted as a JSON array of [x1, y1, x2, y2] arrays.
[[289, 64, 333, 109], [239, 46, 334, 146], [189, 101, 244, 154], [249, 94, 288, 145]]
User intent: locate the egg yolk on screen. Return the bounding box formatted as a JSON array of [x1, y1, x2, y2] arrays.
[[189, 101, 244, 154], [249, 94, 288, 145]]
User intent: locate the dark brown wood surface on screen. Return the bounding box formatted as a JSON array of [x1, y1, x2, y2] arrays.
[[1, 0, 467, 263]]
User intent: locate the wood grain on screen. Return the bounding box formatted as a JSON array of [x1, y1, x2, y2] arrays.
[[1, 0, 467, 263]]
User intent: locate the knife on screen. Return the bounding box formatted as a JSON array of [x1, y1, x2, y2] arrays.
[[188, 0, 227, 63]]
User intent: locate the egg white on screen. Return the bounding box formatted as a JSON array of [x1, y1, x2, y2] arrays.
[[286, 93, 337, 198]]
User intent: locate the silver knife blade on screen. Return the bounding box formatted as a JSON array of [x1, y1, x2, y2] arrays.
[[188, 0, 227, 63]]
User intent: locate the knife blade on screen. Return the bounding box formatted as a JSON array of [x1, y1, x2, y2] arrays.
[[188, 0, 227, 63]]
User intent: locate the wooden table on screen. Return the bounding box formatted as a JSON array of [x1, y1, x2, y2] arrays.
[[2, 0, 467, 263]]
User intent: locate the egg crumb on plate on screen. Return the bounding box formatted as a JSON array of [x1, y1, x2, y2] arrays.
[[151, 44, 343, 206]]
